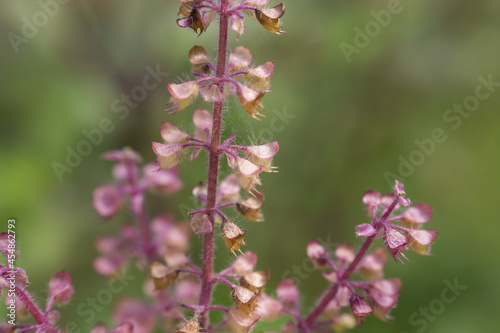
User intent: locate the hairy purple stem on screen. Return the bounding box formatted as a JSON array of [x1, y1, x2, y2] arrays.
[[15, 286, 55, 332], [198, 0, 229, 329]]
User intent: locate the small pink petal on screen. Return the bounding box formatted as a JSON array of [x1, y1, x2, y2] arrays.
[[407, 229, 438, 246], [408, 229, 439, 255], [247, 141, 279, 159], [362, 190, 381, 207], [251, 61, 274, 78], [335, 244, 355, 263], [102, 149, 142, 163], [229, 46, 252, 69], [360, 248, 387, 275], [232, 251, 258, 275], [49, 271, 74, 304], [394, 180, 411, 207], [371, 278, 402, 295], [336, 285, 352, 307], [160, 122, 188, 143], [237, 83, 259, 102], [368, 287, 399, 309], [152, 142, 185, 169], [200, 84, 224, 102], [202, 10, 217, 29], [306, 240, 328, 267], [355, 223, 378, 237], [177, 17, 193, 28], [276, 279, 299, 306], [142, 163, 182, 194], [93, 185, 124, 219], [95, 235, 120, 254], [381, 193, 397, 209], [230, 13, 246, 38], [93, 255, 126, 277], [255, 292, 283, 320], [403, 203, 433, 223]]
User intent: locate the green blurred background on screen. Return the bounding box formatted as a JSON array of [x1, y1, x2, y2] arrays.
[[1, 0, 499, 332]]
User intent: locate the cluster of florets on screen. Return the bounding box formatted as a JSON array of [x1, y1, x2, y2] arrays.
[[0, 234, 74, 332], [357, 181, 438, 263], [166, 44, 275, 119], [93, 148, 182, 220], [91, 148, 201, 331], [255, 181, 438, 332], [176, 0, 285, 36], [169, 251, 276, 333]]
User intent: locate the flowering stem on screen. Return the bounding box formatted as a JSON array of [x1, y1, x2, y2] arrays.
[[198, 0, 229, 328], [133, 192, 156, 262], [15, 286, 55, 331], [304, 235, 376, 327]]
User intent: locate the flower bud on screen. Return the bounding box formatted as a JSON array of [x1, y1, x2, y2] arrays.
[[49, 270, 74, 305], [306, 240, 329, 268], [93, 185, 124, 219]]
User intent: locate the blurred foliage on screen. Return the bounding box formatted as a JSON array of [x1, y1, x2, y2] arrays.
[[1, 0, 499, 332]]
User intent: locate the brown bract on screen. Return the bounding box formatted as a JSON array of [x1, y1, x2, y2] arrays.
[[255, 3, 285, 35], [246, 141, 279, 172], [240, 270, 269, 292], [229, 157, 264, 195], [150, 261, 179, 290], [221, 220, 246, 256], [190, 212, 213, 234], [244, 61, 274, 92], [189, 45, 211, 74], [176, 317, 200, 333], [238, 90, 265, 119], [236, 194, 265, 221], [227, 308, 260, 333], [152, 142, 185, 169], [168, 81, 199, 111]]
